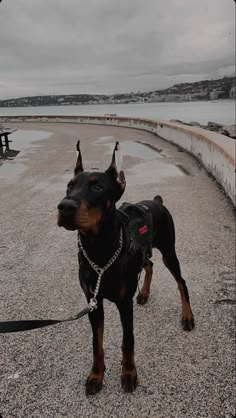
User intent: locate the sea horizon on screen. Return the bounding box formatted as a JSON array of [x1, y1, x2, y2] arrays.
[[0, 99, 235, 126]]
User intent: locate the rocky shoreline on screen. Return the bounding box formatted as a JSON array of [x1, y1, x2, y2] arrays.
[[170, 120, 236, 139]]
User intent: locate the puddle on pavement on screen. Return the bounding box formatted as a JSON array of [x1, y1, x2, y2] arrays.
[[0, 162, 27, 178], [0, 133, 184, 186], [31, 170, 76, 193], [126, 159, 184, 186], [9, 130, 52, 155], [96, 136, 115, 143], [96, 136, 184, 185], [31, 178, 69, 193], [96, 136, 162, 160], [0, 130, 52, 179]]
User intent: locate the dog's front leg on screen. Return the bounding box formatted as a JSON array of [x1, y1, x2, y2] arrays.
[[86, 304, 105, 395], [116, 300, 138, 392]]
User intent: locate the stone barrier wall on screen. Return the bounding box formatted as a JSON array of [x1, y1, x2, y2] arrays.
[[1, 114, 235, 205]]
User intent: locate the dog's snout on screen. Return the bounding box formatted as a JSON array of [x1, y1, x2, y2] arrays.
[[57, 199, 78, 216]]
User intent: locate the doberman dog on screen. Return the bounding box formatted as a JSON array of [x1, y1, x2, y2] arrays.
[[57, 141, 194, 395]]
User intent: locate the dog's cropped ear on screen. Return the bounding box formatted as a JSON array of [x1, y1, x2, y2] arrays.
[[115, 169, 126, 201], [106, 141, 120, 178], [106, 142, 126, 201], [74, 140, 84, 175]]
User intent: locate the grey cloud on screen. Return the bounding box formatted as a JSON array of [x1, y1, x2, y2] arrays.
[[160, 56, 235, 77], [0, 0, 235, 98]]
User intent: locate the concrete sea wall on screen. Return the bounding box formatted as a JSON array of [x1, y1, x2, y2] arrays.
[[1, 114, 235, 205]]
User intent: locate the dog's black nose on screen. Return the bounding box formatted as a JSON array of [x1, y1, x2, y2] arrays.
[[57, 199, 77, 217]]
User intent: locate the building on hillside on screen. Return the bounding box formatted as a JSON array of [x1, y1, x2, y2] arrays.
[[210, 90, 221, 100], [229, 86, 236, 98]]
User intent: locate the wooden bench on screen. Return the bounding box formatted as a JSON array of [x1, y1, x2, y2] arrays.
[[0, 129, 17, 157]]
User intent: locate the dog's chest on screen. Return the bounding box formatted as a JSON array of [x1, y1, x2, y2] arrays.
[[79, 252, 141, 302]]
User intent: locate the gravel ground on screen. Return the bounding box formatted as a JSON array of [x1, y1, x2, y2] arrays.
[[0, 122, 235, 418]]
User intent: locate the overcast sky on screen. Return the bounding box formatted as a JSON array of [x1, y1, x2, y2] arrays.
[[0, 0, 235, 99]]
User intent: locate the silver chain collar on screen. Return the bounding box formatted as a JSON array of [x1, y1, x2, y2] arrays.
[[78, 229, 123, 312]]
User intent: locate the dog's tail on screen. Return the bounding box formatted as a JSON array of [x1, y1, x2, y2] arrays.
[[154, 195, 163, 204]]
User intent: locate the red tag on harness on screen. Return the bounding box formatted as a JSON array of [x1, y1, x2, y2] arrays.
[[139, 225, 148, 235]]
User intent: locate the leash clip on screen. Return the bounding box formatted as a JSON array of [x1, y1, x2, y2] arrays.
[[89, 298, 98, 312]]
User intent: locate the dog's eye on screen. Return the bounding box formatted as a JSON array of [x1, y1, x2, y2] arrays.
[[91, 184, 103, 192]]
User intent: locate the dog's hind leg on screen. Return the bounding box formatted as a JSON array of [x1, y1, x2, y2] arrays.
[[86, 304, 105, 395], [136, 259, 153, 305], [161, 249, 194, 331]]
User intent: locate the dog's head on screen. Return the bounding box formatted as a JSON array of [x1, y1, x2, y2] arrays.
[[57, 141, 126, 233]]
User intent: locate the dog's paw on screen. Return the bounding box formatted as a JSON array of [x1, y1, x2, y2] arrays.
[[121, 370, 138, 392], [85, 372, 104, 396], [136, 292, 149, 305], [181, 316, 195, 331]]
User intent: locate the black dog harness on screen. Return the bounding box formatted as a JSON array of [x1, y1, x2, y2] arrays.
[[117, 202, 153, 264]]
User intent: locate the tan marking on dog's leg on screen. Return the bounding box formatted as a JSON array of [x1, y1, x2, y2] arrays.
[[177, 281, 194, 322], [162, 255, 194, 331], [137, 263, 153, 305], [86, 318, 105, 395], [121, 349, 137, 392]]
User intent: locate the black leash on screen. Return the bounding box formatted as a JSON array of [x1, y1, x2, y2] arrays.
[[1, 230, 123, 334], [0, 307, 90, 334]]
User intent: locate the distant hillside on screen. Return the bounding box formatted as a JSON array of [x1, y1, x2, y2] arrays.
[[0, 76, 235, 107]]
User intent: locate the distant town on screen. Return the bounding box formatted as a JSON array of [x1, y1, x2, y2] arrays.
[[0, 76, 235, 108]]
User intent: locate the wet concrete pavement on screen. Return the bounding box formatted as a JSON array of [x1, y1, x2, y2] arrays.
[[0, 123, 235, 418]]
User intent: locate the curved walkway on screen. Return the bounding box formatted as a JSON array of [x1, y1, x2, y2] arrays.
[[0, 122, 235, 418]]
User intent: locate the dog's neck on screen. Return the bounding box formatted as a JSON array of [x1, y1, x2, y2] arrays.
[[79, 207, 121, 261]]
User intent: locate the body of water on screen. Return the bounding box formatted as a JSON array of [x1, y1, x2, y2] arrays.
[[0, 100, 235, 125]]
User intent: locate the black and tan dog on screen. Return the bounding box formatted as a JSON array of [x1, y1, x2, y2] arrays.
[[57, 141, 194, 395]]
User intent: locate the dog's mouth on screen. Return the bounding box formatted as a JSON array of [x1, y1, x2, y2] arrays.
[[57, 213, 88, 232], [57, 210, 100, 232], [57, 213, 77, 231], [74, 211, 101, 233], [57, 200, 103, 233]]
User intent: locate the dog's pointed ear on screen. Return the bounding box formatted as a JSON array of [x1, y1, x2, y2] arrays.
[[74, 140, 84, 175], [116, 169, 126, 201], [106, 141, 119, 178], [106, 142, 126, 200]]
